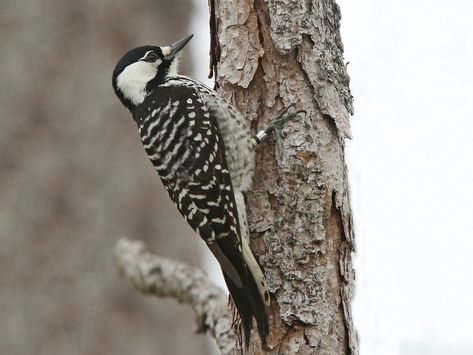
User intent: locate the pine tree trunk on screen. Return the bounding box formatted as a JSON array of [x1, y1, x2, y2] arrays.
[[210, 0, 358, 353]]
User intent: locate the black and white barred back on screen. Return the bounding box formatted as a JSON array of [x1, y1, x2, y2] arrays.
[[134, 78, 244, 242], [112, 37, 270, 347], [134, 76, 269, 344]]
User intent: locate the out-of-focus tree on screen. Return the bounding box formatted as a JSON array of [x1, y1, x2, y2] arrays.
[[0, 1, 212, 354]]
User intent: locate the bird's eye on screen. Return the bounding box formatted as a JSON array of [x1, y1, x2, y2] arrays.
[[145, 53, 159, 62]]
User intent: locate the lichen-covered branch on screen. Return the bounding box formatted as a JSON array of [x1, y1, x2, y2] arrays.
[[113, 238, 237, 355]]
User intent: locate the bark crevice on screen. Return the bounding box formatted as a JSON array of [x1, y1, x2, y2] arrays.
[[212, 0, 358, 353]]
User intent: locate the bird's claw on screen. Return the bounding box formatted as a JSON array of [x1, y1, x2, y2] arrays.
[[266, 105, 306, 138], [254, 105, 306, 144]]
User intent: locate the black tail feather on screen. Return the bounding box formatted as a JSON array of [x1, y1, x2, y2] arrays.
[[223, 268, 269, 349]]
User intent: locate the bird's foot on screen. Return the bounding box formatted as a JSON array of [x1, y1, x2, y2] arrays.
[[254, 105, 306, 143]]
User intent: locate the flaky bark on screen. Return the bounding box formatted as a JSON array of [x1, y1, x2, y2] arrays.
[[210, 0, 357, 353]]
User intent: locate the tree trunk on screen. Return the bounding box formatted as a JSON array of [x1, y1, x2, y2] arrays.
[[210, 0, 358, 353]]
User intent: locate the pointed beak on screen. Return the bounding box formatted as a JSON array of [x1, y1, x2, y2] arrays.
[[167, 34, 194, 58]]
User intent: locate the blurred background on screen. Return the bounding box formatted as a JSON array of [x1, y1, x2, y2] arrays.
[[1, 0, 473, 355], [0, 0, 215, 354], [339, 0, 473, 354]]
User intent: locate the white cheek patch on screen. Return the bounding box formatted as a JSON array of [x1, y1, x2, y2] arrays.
[[116, 61, 157, 105]]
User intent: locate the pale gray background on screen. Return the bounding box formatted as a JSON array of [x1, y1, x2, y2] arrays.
[[339, 0, 473, 354]]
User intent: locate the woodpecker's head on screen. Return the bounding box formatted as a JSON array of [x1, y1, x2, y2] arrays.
[[112, 34, 193, 110]]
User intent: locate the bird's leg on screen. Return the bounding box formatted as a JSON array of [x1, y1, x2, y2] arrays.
[[254, 105, 306, 144]]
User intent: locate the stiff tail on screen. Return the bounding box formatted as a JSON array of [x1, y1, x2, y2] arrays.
[[208, 240, 270, 348], [229, 191, 270, 348], [223, 263, 269, 349]]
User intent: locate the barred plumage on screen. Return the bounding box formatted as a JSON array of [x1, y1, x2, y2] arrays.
[[112, 35, 270, 348], [135, 82, 241, 243]]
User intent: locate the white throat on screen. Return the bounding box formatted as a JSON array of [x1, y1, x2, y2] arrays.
[[116, 61, 158, 106], [168, 56, 179, 77]]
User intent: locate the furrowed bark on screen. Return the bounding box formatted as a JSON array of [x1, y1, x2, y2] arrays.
[[210, 0, 358, 353]]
